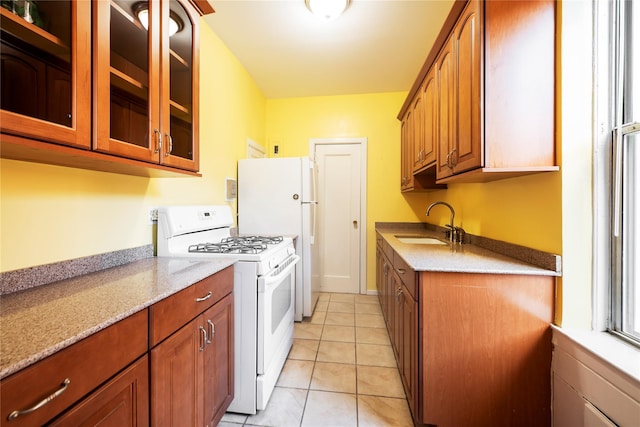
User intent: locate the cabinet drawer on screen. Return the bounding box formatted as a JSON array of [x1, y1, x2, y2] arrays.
[[394, 253, 417, 299], [0, 309, 148, 427], [48, 355, 149, 426], [149, 266, 234, 347], [382, 239, 394, 263]]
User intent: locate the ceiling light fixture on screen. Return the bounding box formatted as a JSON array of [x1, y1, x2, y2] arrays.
[[133, 3, 184, 37], [304, 0, 350, 21]]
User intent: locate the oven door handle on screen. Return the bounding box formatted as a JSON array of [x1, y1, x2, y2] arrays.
[[259, 255, 300, 291]]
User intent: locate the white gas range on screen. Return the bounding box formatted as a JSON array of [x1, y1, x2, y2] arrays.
[[157, 205, 299, 415]]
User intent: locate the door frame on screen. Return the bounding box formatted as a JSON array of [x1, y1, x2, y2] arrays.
[[309, 137, 368, 295]]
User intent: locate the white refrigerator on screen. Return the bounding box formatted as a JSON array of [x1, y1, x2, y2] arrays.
[[238, 157, 320, 321]]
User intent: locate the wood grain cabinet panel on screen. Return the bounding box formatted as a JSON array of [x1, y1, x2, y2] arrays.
[[151, 317, 203, 427], [150, 269, 234, 427], [419, 271, 554, 427], [451, 0, 482, 175], [375, 242, 419, 420], [149, 265, 233, 346], [202, 295, 234, 427], [48, 356, 149, 427], [0, 1, 91, 149], [436, 34, 455, 180], [94, 0, 201, 171], [421, 68, 438, 169], [400, 110, 414, 191]]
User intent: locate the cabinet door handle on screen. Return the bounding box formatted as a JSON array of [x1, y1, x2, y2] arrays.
[[8, 378, 71, 421], [199, 326, 207, 352], [207, 320, 215, 344], [397, 268, 406, 275], [395, 287, 403, 303], [164, 133, 173, 157], [154, 129, 162, 154], [195, 291, 212, 302]]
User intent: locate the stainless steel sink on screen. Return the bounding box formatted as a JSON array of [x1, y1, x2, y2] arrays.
[[395, 235, 447, 245]]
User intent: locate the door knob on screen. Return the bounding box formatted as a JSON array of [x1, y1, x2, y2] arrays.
[[353, 220, 358, 227]]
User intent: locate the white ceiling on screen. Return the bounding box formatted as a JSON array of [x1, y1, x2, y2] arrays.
[[202, 0, 455, 99]]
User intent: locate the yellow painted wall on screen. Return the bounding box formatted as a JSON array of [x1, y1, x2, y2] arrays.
[[1, 18, 566, 321], [265, 95, 562, 292], [0, 23, 266, 272], [265, 93, 432, 292]]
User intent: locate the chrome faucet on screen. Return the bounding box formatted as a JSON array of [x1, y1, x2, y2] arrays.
[[426, 201, 463, 243]]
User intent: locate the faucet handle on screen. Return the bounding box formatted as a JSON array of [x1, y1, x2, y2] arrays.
[[453, 226, 466, 244]]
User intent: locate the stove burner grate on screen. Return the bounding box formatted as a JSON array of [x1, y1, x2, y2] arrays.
[[188, 235, 283, 254], [222, 236, 284, 245]]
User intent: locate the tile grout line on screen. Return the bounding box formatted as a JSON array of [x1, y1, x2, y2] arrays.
[[227, 292, 406, 426]]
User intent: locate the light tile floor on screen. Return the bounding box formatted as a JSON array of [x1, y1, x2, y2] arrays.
[[219, 292, 413, 427]]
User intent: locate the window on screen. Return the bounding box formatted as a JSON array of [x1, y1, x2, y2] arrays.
[[610, 0, 640, 344]]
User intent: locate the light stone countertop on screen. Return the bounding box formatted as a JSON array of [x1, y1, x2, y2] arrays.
[[0, 257, 235, 380], [377, 226, 561, 276]]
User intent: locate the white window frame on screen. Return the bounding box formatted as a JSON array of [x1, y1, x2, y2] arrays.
[[594, 0, 640, 346]]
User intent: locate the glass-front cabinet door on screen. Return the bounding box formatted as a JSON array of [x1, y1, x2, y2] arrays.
[[0, 0, 91, 148], [94, 0, 160, 163], [94, 0, 199, 171], [161, 0, 198, 170]]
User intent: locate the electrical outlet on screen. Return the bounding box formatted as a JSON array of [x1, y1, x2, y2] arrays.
[[149, 208, 158, 224]]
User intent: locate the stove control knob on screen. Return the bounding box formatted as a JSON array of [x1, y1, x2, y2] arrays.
[[288, 247, 295, 256]]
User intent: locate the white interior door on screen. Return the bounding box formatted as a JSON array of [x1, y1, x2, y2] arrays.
[[315, 143, 361, 294]]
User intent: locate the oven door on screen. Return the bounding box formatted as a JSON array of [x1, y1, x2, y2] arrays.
[[257, 254, 299, 376]]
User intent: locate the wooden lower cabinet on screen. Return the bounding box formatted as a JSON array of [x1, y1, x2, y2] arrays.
[[419, 271, 554, 427], [399, 284, 418, 417], [151, 318, 202, 426], [202, 297, 234, 427], [376, 244, 554, 427], [376, 243, 418, 419], [0, 310, 148, 427], [49, 356, 149, 427], [151, 293, 234, 427], [1, 268, 234, 427]]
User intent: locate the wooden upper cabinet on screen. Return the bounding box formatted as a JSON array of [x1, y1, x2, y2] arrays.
[[399, 0, 557, 185], [400, 110, 414, 191], [202, 294, 234, 427], [436, 35, 455, 180], [0, 1, 91, 148], [451, 0, 482, 175], [412, 88, 424, 170], [94, 0, 200, 171], [421, 69, 437, 169], [482, 0, 556, 172], [412, 73, 436, 173], [163, 0, 200, 170], [437, 2, 478, 180]]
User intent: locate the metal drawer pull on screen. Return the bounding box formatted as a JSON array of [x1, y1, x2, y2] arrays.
[[199, 326, 207, 352], [8, 378, 70, 421], [195, 292, 212, 302], [165, 133, 173, 157], [154, 129, 162, 154], [397, 268, 406, 274], [207, 320, 215, 344]]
